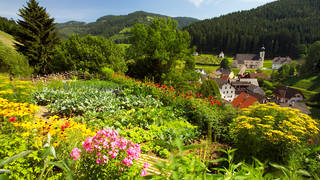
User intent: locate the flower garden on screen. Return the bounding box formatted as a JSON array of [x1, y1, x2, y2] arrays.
[[0, 73, 319, 179]]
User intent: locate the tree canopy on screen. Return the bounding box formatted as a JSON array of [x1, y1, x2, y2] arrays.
[[15, 0, 59, 74], [52, 35, 127, 74], [127, 17, 195, 82]]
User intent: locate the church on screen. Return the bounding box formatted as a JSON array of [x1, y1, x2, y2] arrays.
[[232, 46, 265, 69]]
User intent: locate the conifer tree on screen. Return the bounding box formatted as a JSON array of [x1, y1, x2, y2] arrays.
[[15, 0, 59, 74]]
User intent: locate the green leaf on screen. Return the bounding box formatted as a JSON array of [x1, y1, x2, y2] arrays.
[[296, 169, 311, 177], [209, 158, 228, 164], [0, 150, 33, 167]]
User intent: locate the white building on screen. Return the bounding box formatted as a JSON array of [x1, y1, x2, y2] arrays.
[[272, 57, 292, 69], [215, 79, 236, 102]]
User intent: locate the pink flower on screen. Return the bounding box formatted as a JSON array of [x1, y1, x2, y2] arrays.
[[122, 157, 133, 167], [127, 147, 136, 156], [71, 148, 81, 160], [111, 152, 118, 159], [140, 169, 147, 177], [82, 137, 93, 152], [96, 158, 101, 164]]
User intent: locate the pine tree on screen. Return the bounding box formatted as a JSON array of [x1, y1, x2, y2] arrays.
[[15, 0, 59, 74]]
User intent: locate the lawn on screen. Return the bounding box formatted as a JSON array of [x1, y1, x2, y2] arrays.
[[284, 75, 320, 93], [263, 60, 273, 69]]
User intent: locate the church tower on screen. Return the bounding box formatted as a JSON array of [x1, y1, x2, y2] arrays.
[[260, 45, 265, 61]]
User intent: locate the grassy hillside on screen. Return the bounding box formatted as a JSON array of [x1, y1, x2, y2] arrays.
[[0, 30, 15, 48]]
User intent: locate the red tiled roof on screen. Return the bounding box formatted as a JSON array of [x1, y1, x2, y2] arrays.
[[221, 74, 229, 80], [232, 92, 258, 109], [249, 73, 269, 79]]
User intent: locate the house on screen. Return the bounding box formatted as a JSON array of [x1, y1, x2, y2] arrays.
[[232, 92, 258, 109], [219, 51, 225, 58], [247, 91, 268, 104], [274, 86, 304, 104], [208, 68, 234, 79], [249, 72, 269, 80], [239, 78, 259, 86], [247, 84, 264, 96], [272, 57, 292, 69], [231, 81, 251, 94], [231, 78, 259, 94], [232, 46, 265, 69], [216, 68, 235, 79], [214, 78, 236, 102]]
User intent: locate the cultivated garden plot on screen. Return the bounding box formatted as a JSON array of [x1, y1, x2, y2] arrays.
[[0, 74, 319, 179]]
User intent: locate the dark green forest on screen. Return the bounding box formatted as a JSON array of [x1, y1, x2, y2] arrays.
[[184, 0, 320, 58], [0, 17, 18, 36], [56, 11, 199, 42]]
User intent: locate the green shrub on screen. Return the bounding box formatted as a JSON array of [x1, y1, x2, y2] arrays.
[[199, 79, 221, 99], [0, 42, 33, 77], [51, 34, 127, 74], [101, 67, 114, 80]]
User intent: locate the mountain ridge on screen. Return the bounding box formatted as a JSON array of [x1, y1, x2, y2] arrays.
[[56, 11, 199, 41]]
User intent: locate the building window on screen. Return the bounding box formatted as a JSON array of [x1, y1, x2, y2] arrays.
[[227, 91, 228, 93]]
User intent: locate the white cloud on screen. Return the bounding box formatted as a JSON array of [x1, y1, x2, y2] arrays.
[[188, 0, 204, 7]]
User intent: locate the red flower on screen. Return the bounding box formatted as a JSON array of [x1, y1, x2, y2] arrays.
[[215, 100, 221, 106], [210, 100, 214, 105], [210, 96, 213, 99], [196, 93, 200, 98], [65, 122, 70, 128], [308, 139, 313, 143], [61, 126, 66, 131], [189, 91, 192, 96], [173, 97, 176, 100], [186, 92, 189, 96], [9, 117, 17, 122]]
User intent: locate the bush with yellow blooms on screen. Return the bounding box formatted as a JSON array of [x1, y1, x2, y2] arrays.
[[230, 103, 319, 163]]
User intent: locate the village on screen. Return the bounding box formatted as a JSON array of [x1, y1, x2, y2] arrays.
[[195, 46, 310, 114]]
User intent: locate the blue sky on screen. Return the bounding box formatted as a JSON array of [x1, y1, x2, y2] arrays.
[[0, 0, 275, 23]]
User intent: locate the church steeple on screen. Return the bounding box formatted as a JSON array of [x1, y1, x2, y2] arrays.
[[260, 45, 265, 61]]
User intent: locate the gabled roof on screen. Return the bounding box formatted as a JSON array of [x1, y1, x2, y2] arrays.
[[274, 86, 304, 99], [213, 78, 228, 89], [232, 92, 258, 109], [273, 57, 292, 65], [239, 78, 259, 86], [249, 73, 269, 79], [217, 68, 232, 75], [234, 54, 261, 61], [247, 85, 264, 95]]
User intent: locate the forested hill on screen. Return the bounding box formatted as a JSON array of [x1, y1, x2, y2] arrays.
[[184, 0, 320, 58], [56, 11, 199, 40]]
